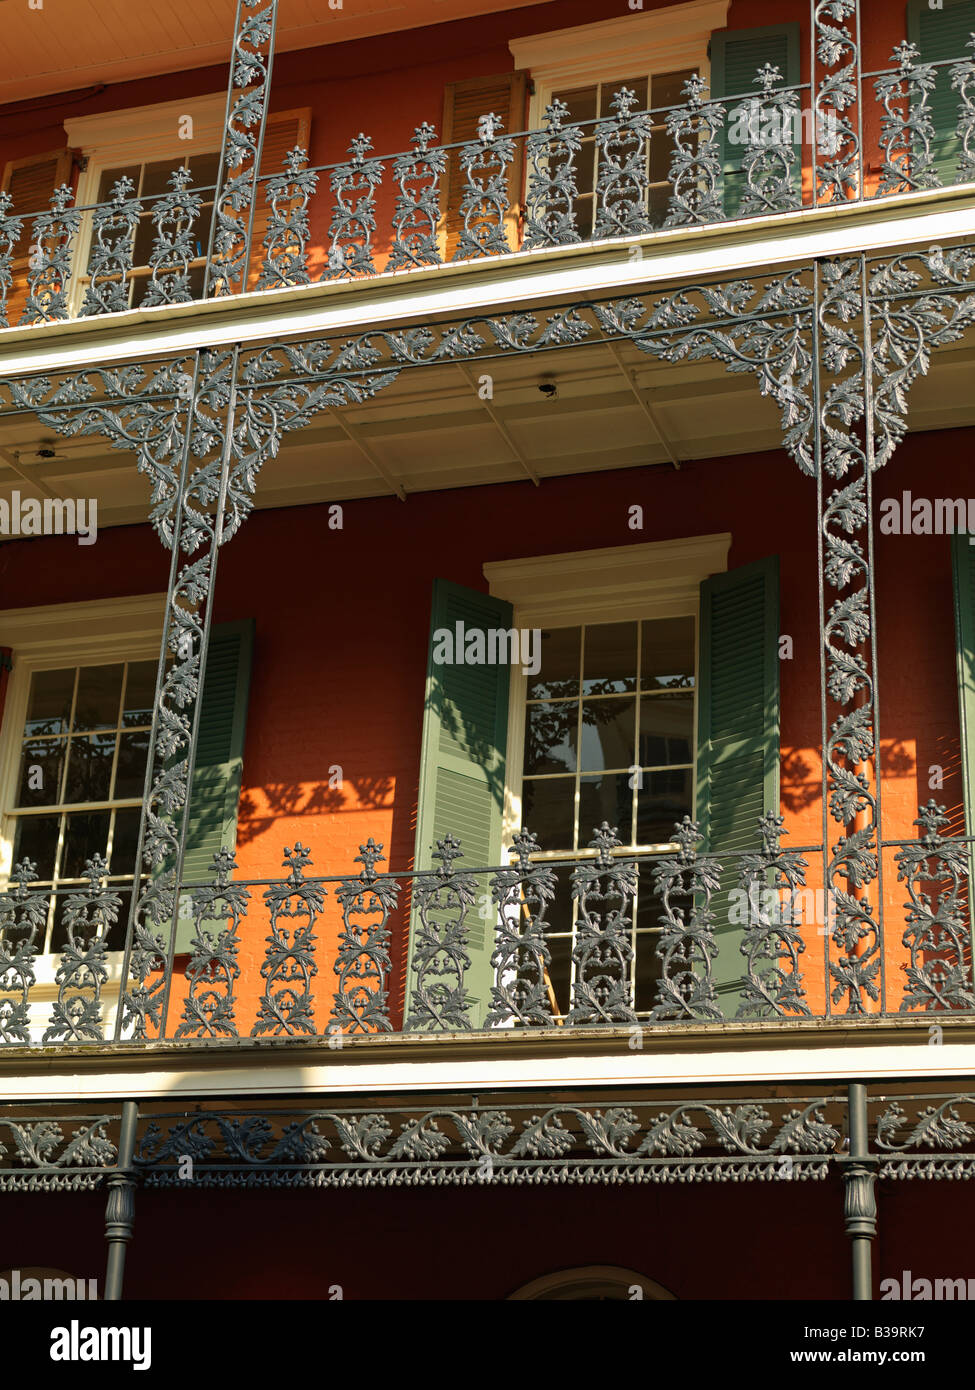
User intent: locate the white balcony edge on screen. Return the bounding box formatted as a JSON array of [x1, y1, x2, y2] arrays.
[[1, 184, 974, 379], [1, 1039, 974, 1101]]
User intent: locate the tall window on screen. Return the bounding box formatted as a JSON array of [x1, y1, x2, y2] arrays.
[[519, 615, 696, 1018], [553, 70, 698, 230], [8, 661, 154, 953]]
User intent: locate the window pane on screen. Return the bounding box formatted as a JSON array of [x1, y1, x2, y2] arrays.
[[142, 159, 178, 198], [132, 214, 155, 269], [97, 164, 142, 202], [605, 77, 648, 114], [521, 776, 576, 851], [524, 701, 577, 774], [575, 146, 596, 198], [638, 693, 694, 766], [74, 664, 123, 730], [61, 810, 112, 879], [580, 697, 635, 772], [641, 617, 695, 690], [556, 86, 598, 125], [634, 930, 663, 1012], [105, 889, 131, 951], [123, 661, 157, 726], [546, 931, 573, 1016], [17, 738, 65, 806], [583, 621, 637, 693], [635, 769, 693, 844], [188, 151, 221, 189], [114, 729, 150, 798], [579, 771, 632, 843], [63, 733, 115, 803], [651, 69, 696, 110], [12, 814, 60, 880], [110, 808, 141, 876], [528, 627, 580, 700], [26, 668, 74, 736]]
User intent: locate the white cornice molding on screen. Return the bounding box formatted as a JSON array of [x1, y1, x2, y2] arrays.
[[510, 0, 730, 87], [0, 593, 166, 657], [484, 533, 730, 627], [64, 93, 226, 161]]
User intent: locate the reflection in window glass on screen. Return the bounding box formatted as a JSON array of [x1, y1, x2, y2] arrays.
[[7, 660, 154, 953], [518, 614, 696, 1022]]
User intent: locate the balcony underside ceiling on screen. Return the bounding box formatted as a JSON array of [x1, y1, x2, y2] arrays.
[[1, 335, 974, 530], [0, 0, 545, 106]]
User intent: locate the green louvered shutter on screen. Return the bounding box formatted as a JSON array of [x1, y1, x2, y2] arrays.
[[697, 556, 780, 1014], [951, 533, 975, 929], [709, 23, 801, 218], [175, 619, 254, 951], [407, 580, 512, 1029], [908, 0, 975, 187]]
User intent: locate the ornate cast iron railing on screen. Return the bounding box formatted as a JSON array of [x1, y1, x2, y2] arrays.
[[2, 1088, 974, 1190], [0, 804, 971, 1047], [1, 0, 975, 329]]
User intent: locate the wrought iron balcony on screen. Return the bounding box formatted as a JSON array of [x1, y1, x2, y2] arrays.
[[0, 803, 970, 1048], [1, 12, 975, 330]]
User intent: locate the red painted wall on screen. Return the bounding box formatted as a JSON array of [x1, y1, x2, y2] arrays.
[[0, 428, 968, 1027], [2, 1171, 973, 1300]]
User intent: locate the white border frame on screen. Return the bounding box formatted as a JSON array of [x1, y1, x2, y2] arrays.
[[510, 0, 729, 128], [0, 594, 165, 1009]]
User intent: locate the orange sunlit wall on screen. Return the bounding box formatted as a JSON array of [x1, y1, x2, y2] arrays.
[[1, 429, 969, 1027]]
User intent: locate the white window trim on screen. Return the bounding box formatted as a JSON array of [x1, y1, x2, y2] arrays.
[[510, 0, 730, 127], [484, 532, 730, 854], [0, 593, 165, 1010], [63, 93, 226, 316]]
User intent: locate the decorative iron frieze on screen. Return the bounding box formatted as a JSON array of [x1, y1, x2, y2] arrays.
[[130, 1096, 841, 1187]]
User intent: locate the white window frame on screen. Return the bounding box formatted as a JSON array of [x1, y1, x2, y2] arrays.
[[484, 533, 730, 856], [63, 93, 226, 316], [0, 594, 165, 1017], [509, 0, 730, 128]]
